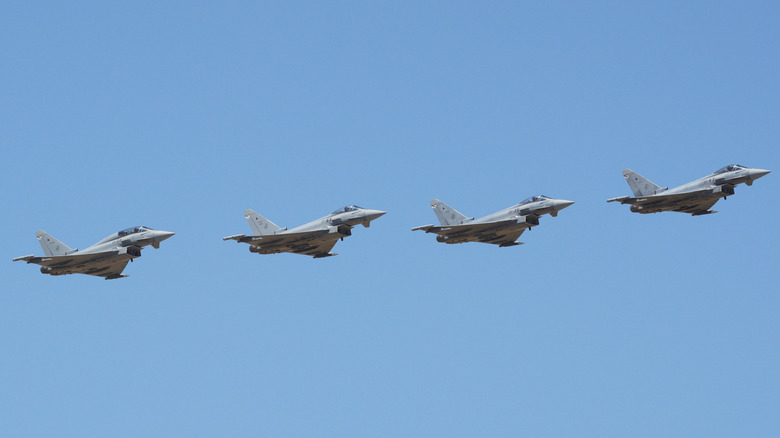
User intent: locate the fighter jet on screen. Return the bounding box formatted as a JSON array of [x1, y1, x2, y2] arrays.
[[13, 226, 175, 279], [607, 164, 770, 215], [223, 205, 386, 258], [411, 196, 574, 247]]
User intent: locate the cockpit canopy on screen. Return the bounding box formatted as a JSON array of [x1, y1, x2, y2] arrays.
[[118, 226, 151, 237], [332, 205, 363, 214], [715, 164, 746, 174], [520, 195, 551, 204]]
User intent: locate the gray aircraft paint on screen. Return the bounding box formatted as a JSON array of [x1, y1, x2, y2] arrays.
[[623, 170, 664, 196], [412, 196, 574, 247], [36, 231, 76, 257], [223, 205, 386, 258], [607, 164, 770, 215], [432, 201, 470, 226], [245, 211, 282, 235], [13, 226, 175, 279]]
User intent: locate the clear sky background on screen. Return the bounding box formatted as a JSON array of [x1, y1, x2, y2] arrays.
[[2, 1, 778, 436]]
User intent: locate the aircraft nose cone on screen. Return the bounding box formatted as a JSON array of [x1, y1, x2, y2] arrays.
[[556, 200, 575, 210], [156, 231, 175, 242], [751, 168, 771, 180], [367, 210, 387, 221]]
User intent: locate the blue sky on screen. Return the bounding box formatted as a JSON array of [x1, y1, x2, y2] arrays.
[[2, 1, 778, 436]]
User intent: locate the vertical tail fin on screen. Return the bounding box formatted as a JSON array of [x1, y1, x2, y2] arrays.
[[430, 199, 469, 225], [243, 209, 282, 236], [622, 169, 665, 196], [35, 231, 74, 256]]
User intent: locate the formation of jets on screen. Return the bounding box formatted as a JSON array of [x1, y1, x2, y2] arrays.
[[12, 164, 770, 279]]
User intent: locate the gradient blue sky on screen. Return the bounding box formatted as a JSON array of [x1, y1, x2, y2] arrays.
[[2, 1, 778, 436]]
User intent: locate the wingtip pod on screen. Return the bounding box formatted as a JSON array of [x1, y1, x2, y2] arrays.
[[13, 255, 36, 262], [223, 234, 246, 241]]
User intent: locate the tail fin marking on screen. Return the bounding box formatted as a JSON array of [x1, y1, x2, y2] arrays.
[[243, 209, 282, 236], [622, 169, 665, 197], [35, 231, 74, 257], [430, 199, 470, 226]]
